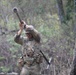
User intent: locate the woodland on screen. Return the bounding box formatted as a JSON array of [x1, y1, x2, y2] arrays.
[[0, 0, 75, 75]]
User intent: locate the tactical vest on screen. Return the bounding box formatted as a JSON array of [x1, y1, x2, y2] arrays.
[[22, 38, 41, 66]]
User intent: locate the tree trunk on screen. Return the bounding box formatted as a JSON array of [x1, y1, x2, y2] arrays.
[[56, 0, 65, 23], [70, 0, 76, 75], [74, 0, 76, 67]]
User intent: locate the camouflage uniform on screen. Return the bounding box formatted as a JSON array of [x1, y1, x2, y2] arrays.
[[14, 25, 43, 75]]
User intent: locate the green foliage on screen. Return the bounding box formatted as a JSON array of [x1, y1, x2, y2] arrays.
[[0, 66, 9, 73], [65, 0, 74, 20], [1, 0, 8, 6], [6, 35, 21, 56], [35, 5, 45, 14], [0, 57, 5, 61], [31, 14, 61, 38], [7, 18, 19, 30]]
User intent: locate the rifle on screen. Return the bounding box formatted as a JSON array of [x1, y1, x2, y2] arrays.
[[13, 7, 26, 28]]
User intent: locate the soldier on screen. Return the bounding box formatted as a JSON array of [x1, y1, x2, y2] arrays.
[[14, 21, 43, 75]]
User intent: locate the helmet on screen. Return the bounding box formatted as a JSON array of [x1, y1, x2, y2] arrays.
[[25, 25, 41, 43], [25, 25, 34, 34]]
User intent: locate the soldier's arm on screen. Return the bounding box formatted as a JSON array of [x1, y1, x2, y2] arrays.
[[14, 29, 23, 45], [14, 20, 25, 45]]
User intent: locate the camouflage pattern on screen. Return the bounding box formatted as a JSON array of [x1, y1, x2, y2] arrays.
[[24, 25, 41, 43], [14, 30, 43, 75]]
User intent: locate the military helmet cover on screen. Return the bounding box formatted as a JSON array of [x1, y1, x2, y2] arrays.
[[25, 25, 41, 43]]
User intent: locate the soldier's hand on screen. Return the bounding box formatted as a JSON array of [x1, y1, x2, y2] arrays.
[[19, 20, 26, 30]]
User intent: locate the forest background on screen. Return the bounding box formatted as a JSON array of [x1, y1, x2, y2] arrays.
[[0, 0, 74, 75]]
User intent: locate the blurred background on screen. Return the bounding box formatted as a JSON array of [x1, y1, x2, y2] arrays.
[[0, 0, 74, 75]]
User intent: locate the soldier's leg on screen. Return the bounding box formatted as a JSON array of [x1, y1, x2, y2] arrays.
[[29, 71, 42, 75], [29, 65, 42, 75], [20, 67, 29, 75]]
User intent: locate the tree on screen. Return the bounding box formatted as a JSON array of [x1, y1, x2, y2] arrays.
[[70, 0, 76, 75], [56, 0, 65, 23]]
